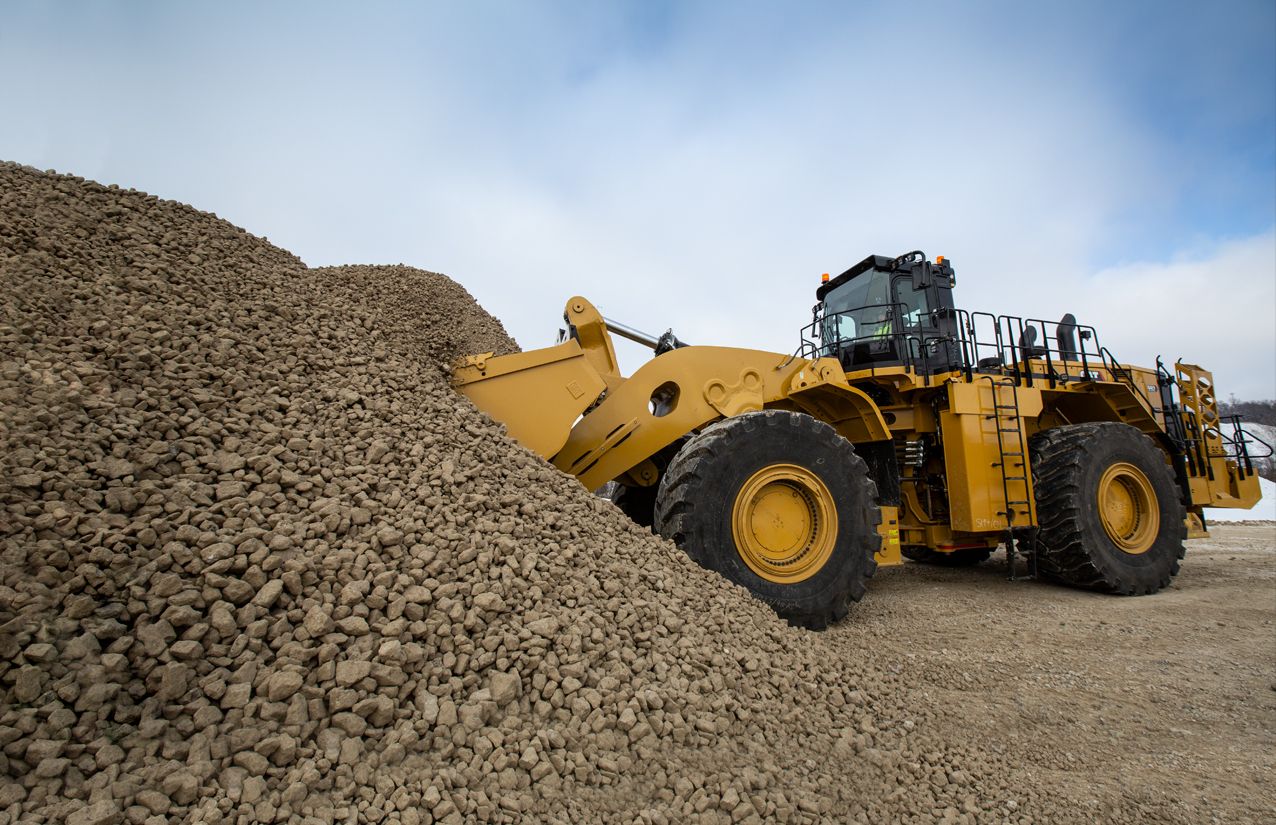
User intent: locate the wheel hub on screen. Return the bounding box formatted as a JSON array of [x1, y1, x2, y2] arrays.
[[1097, 462, 1159, 555], [731, 464, 837, 583]]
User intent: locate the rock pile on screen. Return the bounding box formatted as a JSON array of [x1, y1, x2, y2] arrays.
[[2, 163, 1057, 824]]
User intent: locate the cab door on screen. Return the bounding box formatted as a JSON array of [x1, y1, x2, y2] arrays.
[[890, 273, 961, 375]]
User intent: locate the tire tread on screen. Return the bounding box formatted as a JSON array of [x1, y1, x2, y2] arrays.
[[654, 410, 880, 628], [1030, 422, 1186, 594]]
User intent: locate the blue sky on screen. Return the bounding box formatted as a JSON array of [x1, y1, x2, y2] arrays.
[[2, 1, 1274, 398]]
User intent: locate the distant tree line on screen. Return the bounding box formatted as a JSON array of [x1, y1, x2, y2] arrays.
[[1220, 397, 1276, 427]]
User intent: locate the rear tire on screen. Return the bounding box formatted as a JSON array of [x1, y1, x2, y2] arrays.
[[654, 410, 880, 629], [1030, 422, 1186, 594], [902, 546, 992, 566]]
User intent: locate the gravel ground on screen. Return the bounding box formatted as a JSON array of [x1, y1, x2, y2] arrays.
[[1, 162, 1271, 825], [831, 523, 1276, 825]]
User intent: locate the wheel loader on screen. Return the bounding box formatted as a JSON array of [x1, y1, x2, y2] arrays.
[[453, 251, 1267, 628]]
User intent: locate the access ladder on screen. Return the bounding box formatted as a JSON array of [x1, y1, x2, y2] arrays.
[[982, 376, 1035, 578]]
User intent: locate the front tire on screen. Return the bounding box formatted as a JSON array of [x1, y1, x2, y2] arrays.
[[608, 483, 657, 528], [1030, 422, 1186, 594], [654, 410, 881, 629]]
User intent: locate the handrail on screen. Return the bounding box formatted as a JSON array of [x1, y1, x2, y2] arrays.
[[801, 302, 965, 380], [1219, 415, 1273, 478], [955, 311, 1105, 386], [1098, 346, 1158, 420], [806, 303, 1169, 433], [1236, 425, 1274, 458]]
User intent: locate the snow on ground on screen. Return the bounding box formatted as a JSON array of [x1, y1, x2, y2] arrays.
[[1241, 421, 1276, 450]]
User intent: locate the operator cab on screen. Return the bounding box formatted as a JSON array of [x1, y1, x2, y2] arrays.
[[814, 251, 961, 375]]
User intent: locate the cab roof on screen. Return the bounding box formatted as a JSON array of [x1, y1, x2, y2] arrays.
[[815, 254, 895, 302]]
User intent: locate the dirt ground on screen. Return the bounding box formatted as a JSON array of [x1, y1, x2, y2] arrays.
[[827, 523, 1276, 824]]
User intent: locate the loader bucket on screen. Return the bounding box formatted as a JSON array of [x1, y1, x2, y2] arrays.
[[452, 340, 607, 460]]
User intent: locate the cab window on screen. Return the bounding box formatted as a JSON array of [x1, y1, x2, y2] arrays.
[[894, 279, 932, 329], [820, 269, 891, 351]]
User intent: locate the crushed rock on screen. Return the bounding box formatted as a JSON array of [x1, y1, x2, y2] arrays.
[[2, 162, 1093, 824]]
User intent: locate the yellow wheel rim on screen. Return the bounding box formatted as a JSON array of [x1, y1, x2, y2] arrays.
[[1097, 462, 1159, 555], [731, 464, 837, 583]]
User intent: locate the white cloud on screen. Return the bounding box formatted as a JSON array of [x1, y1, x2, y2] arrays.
[[0, 2, 1271, 398], [1069, 230, 1276, 400]]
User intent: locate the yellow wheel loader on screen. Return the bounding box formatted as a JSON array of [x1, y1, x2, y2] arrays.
[[454, 251, 1267, 628]]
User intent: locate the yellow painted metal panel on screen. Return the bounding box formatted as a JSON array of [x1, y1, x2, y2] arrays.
[[875, 505, 902, 566], [940, 382, 1038, 533], [452, 341, 607, 460], [555, 347, 891, 491]]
